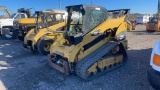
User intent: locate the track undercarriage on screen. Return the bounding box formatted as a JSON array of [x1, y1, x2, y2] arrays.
[[75, 41, 127, 80], [49, 41, 127, 80]]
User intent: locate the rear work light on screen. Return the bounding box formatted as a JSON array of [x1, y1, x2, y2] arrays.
[[153, 53, 160, 66]]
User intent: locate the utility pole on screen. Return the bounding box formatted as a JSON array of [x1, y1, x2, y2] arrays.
[[59, 0, 61, 9], [158, 0, 160, 13]]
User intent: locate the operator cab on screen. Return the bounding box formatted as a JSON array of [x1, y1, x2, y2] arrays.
[[34, 10, 64, 32], [66, 5, 108, 44], [148, 17, 159, 24]]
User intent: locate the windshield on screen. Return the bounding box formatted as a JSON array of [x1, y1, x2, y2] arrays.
[[9, 13, 17, 19], [149, 17, 159, 23]]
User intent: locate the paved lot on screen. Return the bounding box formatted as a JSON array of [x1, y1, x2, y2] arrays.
[[0, 25, 159, 90]]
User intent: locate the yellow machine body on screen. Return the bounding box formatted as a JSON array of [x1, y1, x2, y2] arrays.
[[23, 9, 68, 55], [18, 18, 36, 25], [146, 17, 160, 31], [24, 21, 66, 48], [48, 5, 130, 80], [127, 20, 136, 31], [50, 16, 128, 62]]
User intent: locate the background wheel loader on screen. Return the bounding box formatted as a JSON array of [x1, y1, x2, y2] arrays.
[[146, 17, 160, 32], [48, 4, 130, 80], [23, 9, 68, 55], [146, 0, 160, 32]]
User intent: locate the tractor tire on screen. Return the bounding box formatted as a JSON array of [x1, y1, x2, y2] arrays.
[[0, 33, 2, 39], [17, 31, 27, 41], [1, 27, 17, 40], [2, 34, 16, 40], [147, 70, 160, 90], [0, 32, 1, 36], [37, 39, 53, 55]]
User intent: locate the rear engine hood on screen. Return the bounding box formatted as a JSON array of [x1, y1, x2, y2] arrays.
[[18, 18, 36, 25]]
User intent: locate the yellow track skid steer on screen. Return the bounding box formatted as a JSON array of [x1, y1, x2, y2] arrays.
[[48, 4, 130, 80]]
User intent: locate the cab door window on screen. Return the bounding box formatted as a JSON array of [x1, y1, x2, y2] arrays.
[[87, 10, 105, 31]]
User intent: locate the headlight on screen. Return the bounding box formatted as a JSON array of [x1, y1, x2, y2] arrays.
[[56, 51, 64, 56], [116, 31, 126, 40], [150, 40, 160, 71], [152, 53, 160, 66]]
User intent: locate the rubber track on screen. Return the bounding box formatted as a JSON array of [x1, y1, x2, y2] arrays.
[[75, 41, 127, 80]]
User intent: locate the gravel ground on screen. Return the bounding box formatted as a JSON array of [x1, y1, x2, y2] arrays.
[[0, 25, 159, 90]]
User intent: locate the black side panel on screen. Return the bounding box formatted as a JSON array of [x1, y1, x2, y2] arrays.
[[83, 32, 109, 51]]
